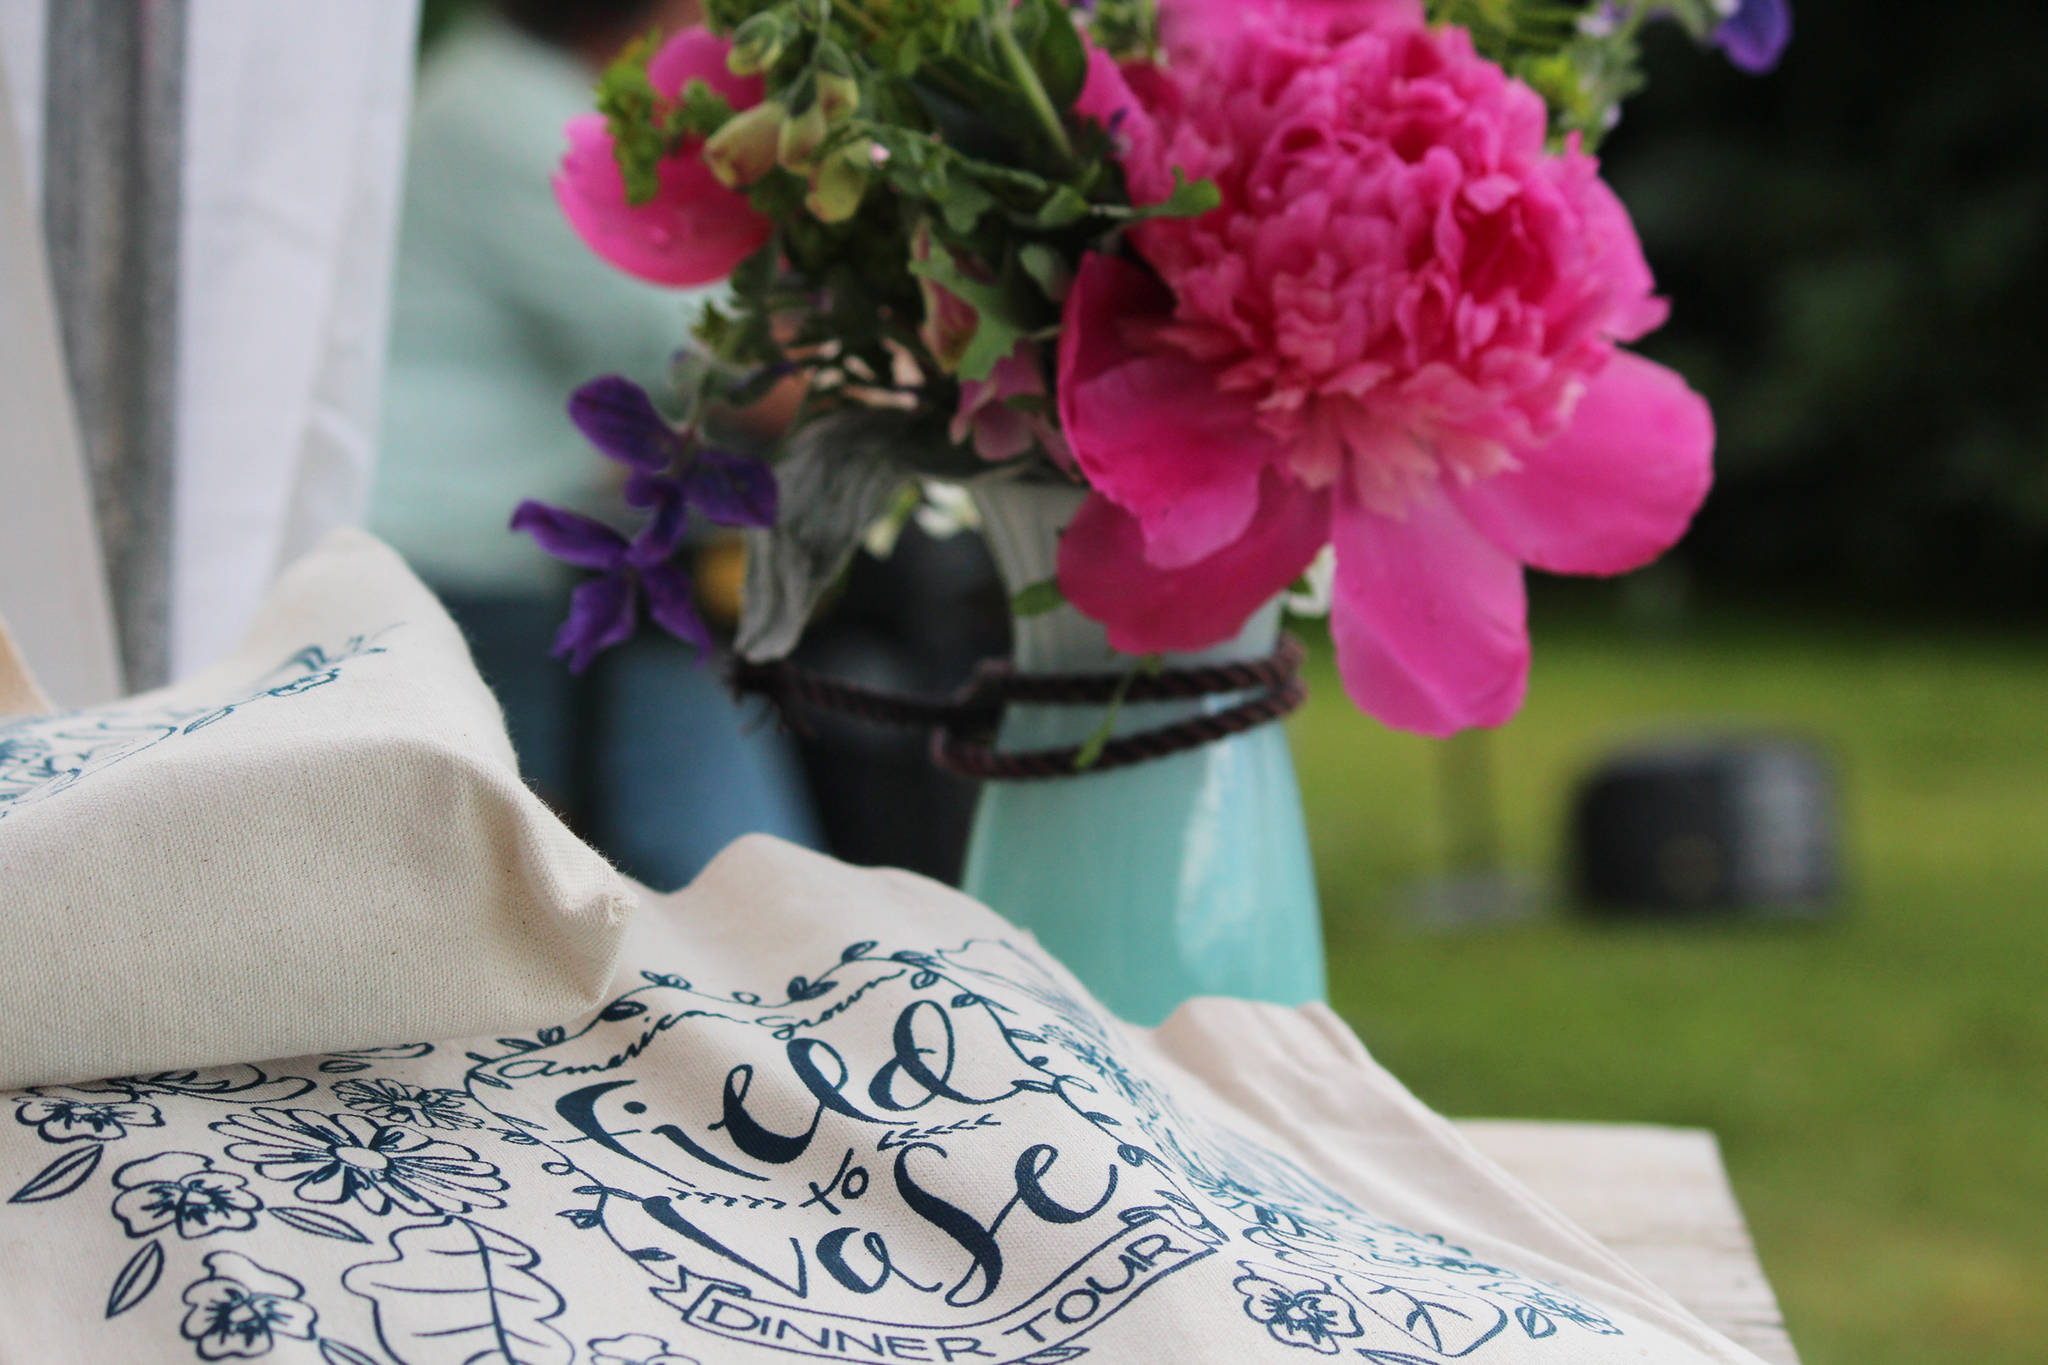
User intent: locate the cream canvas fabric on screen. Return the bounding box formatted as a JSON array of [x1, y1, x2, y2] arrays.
[[0, 836, 1765, 1365], [0, 528, 630, 1090]]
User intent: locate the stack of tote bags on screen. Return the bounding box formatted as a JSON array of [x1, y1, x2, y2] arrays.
[[0, 532, 1772, 1364]]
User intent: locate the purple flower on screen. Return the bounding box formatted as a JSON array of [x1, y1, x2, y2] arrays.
[[569, 374, 686, 471], [515, 375, 778, 670], [1716, 0, 1791, 74]]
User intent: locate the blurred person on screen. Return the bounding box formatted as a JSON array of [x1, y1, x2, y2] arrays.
[[370, 0, 819, 888]]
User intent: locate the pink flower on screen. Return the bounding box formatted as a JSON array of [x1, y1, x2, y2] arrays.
[[1057, 17, 1712, 735], [1158, 0, 1424, 57], [554, 30, 771, 287], [950, 344, 1073, 466]]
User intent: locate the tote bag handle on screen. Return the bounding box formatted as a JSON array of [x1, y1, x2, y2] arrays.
[[0, 42, 123, 712]]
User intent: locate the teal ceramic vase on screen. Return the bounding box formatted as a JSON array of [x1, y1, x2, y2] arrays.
[[960, 480, 1327, 1025]]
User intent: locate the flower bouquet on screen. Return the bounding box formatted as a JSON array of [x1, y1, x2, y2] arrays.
[[518, 0, 1787, 1017]]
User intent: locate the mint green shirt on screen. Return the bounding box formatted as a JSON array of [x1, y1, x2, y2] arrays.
[[371, 16, 714, 595]]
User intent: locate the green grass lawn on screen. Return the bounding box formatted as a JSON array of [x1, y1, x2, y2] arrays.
[[1287, 603, 2048, 1365]]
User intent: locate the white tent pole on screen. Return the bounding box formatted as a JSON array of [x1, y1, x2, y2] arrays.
[[0, 32, 122, 711], [41, 0, 186, 691]]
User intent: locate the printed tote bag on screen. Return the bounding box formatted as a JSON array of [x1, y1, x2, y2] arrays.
[[2, 837, 1771, 1365], [0, 529, 630, 1091]]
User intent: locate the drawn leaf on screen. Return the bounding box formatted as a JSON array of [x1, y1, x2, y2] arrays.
[[320, 1341, 383, 1365], [597, 998, 647, 1022], [273, 1206, 371, 1244], [786, 975, 838, 1002], [318, 1060, 372, 1074], [1515, 1305, 1558, 1338], [840, 941, 877, 962], [105, 1240, 163, 1317], [343, 1217, 572, 1365], [629, 1247, 675, 1262], [8, 1144, 103, 1203]]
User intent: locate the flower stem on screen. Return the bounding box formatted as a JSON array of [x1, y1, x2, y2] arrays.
[[992, 14, 1075, 166]]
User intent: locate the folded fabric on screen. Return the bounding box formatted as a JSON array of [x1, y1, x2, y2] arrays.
[[0, 836, 1765, 1364], [0, 529, 630, 1090]]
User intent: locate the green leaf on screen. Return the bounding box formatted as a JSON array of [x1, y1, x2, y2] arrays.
[[906, 252, 1029, 382], [941, 180, 997, 234], [1033, 185, 1090, 228], [1010, 578, 1066, 617], [1018, 243, 1072, 302], [1072, 656, 1160, 772], [737, 408, 925, 660], [1029, 0, 1089, 110]]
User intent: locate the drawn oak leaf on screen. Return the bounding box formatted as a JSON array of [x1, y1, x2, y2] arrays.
[[342, 1217, 572, 1365]]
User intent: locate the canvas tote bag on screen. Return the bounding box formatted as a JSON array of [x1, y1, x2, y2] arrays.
[[0, 836, 1767, 1365], [0, 528, 630, 1091]]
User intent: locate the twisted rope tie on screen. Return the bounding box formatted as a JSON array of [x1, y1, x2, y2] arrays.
[[728, 636, 1307, 781]]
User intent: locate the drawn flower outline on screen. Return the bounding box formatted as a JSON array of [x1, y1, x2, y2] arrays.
[[179, 1251, 317, 1359], [331, 1078, 479, 1130], [1234, 1267, 1365, 1354], [14, 1091, 163, 1143], [112, 1151, 262, 1239], [211, 1107, 506, 1215], [589, 1333, 702, 1365]]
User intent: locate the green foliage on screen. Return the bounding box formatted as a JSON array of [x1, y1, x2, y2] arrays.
[[1086, 0, 1159, 62], [1428, 0, 1724, 147], [1008, 578, 1067, 617], [594, 36, 672, 204], [1294, 606, 2048, 1364], [1608, 0, 2048, 614]]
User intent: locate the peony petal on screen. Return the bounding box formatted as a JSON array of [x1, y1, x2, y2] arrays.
[[1451, 351, 1712, 577], [1058, 253, 1283, 568], [1058, 471, 1328, 655], [554, 114, 771, 288], [1329, 487, 1528, 736], [646, 29, 764, 107]]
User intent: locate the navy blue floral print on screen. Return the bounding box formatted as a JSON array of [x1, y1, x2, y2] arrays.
[[15, 1091, 164, 1143], [112, 1152, 263, 1239], [179, 1251, 317, 1359], [330, 1078, 479, 1130], [1234, 1268, 1366, 1354], [211, 1108, 506, 1216], [589, 1332, 702, 1365]]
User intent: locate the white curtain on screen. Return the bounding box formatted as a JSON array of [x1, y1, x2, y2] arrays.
[[0, 0, 419, 689]]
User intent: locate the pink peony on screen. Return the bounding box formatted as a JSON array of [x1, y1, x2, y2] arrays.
[[554, 30, 771, 287], [1057, 13, 1712, 736]]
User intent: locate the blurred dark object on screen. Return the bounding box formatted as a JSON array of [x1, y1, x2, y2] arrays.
[[1607, 0, 2048, 618], [785, 523, 1008, 884], [1572, 736, 1840, 915]]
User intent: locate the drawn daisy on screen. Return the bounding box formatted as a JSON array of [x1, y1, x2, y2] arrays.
[[211, 1107, 505, 1215]]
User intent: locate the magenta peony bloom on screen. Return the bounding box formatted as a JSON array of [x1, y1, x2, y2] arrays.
[[554, 30, 771, 287], [1058, 14, 1713, 736]]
